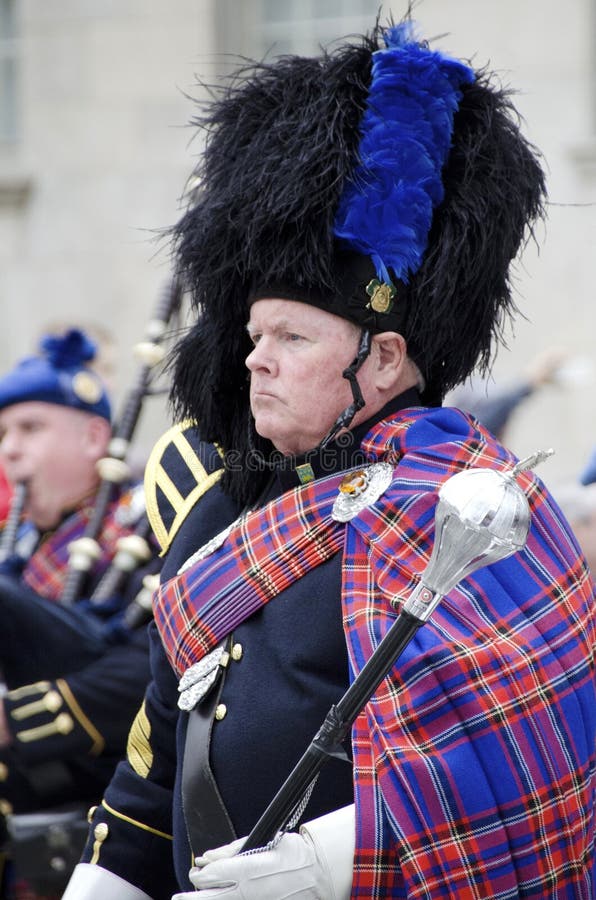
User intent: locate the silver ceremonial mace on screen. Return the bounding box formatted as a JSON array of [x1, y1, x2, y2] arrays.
[[242, 450, 551, 851]]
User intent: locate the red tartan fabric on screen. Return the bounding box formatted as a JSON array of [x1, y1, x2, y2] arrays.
[[22, 489, 137, 602], [156, 406, 596, 897]]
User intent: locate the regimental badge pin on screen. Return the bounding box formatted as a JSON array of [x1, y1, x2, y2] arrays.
[[178, 645, 228, 711], [332, 462, 394, 522], [71, 371, 103, 404], [295, 462, 316, 485], [365, 278, 396, 314], [177, 514, 245, 575]]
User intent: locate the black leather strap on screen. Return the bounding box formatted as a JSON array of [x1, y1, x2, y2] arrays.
[[181, 652, 237, 856]]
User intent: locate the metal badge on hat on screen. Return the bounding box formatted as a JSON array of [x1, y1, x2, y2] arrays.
[[71, 370, 103, 405], [332, 461, 394, 522], [366, 278, 396, 314]]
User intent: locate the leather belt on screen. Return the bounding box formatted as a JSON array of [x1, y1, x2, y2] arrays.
[[181, 643, 237, 857]]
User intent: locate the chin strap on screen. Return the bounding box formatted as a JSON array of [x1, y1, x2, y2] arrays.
[[320, 329, 372, 449]]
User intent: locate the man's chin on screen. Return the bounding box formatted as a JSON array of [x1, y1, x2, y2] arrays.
[[254, 424, 296, 457], [253, 416, 324, 457]]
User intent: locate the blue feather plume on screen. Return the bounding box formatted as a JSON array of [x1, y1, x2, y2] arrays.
[[334, 22, 475, 285]]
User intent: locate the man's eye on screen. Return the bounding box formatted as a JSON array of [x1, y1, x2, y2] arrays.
[[249, 333, 261, 346], [285, 333, 303, 342]]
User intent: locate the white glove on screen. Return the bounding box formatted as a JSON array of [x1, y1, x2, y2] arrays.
[[62, 863, 154, 899], [172, 804, 355, 900]]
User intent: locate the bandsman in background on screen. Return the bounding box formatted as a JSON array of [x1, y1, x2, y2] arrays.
[[0, 329, 174, 900], [64, 17, 595, 900]]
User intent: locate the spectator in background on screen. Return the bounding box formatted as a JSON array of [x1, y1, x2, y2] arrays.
[[448, 346, 569, 441], [579, 448, 596, 487], [555, 482, 596, 574]]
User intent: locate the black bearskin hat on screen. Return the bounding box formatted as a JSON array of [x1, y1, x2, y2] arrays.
[[168, 20, 546, 504]]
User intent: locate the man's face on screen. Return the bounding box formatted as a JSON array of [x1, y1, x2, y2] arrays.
[[0, 401, 102, 529], [246, 298, 365, 456]]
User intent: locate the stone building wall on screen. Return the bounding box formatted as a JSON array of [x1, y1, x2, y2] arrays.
[[0, 0, 594, 477]]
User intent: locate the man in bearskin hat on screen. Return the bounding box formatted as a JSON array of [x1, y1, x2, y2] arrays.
[[64, 19, 595, 900]]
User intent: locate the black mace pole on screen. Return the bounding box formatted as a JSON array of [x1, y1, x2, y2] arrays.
[[242, 607, 423, 850], [241, 451, 548, 851]]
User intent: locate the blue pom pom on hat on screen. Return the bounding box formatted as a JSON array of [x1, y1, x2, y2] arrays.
[[0, 328, 111, 421]]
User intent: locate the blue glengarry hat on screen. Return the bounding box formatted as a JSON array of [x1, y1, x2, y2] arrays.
[[169, 19, 546, 503], [0, 329, 111, 421]]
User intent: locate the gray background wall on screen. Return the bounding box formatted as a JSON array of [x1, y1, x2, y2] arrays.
[[1, 0, 595, 480]]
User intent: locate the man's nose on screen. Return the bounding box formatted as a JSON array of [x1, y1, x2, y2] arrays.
[[246, 339, 277, 375], [0, 431, 20, 460]]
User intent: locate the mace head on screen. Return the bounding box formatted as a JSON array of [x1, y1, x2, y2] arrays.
[[420, 450, 553, 603]]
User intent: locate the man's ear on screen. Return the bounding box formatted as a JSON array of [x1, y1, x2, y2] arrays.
[[82, 415, 112, 459], [371, 331, 408, 390]]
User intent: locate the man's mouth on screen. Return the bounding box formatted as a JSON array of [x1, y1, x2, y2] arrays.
[[251, 387, 278, 401]]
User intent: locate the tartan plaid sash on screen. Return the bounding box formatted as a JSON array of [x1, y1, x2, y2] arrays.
[[22, 490, 136, 602], [154, 469, 350, 677]]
